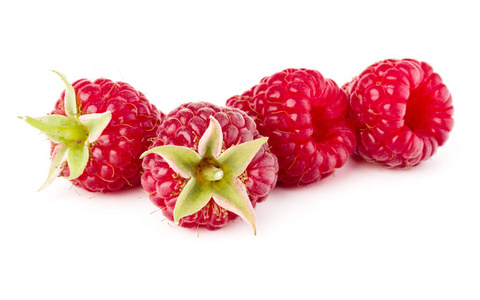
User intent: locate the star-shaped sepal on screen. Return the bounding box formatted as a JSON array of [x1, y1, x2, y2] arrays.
[[141, 116, 268, 234], [20, 71, 112, 190]]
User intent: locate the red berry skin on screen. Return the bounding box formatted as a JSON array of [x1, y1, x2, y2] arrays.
[[52, 78, 164, 192], [344, 59, 454, 168], [141, 102, 279, 231], [226, 68, 356, 186]]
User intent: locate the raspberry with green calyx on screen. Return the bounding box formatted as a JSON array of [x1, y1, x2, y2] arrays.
[[141, 102, 279, 233], [21, 71, 163, 192]]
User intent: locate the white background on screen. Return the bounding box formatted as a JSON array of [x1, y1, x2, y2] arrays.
[[1, 0, 479, 299]]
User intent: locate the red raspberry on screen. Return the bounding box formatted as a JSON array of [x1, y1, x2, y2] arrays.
[[141, 102, 278, 232], [344, 59, 454, 167], [23, 72, 164, 192], [226, 68, 356, 186]]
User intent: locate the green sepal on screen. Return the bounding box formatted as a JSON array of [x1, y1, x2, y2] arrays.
[[22, 112, 111, 146], [79, 112, 112, 143], [218, 137, 268, 178], [198, 116, 223, 158], [173, 178, 213, 223], [64, 144, 89, 180], [52, 70, 77, 117], [140, 145, 201, 179], [20, 115, 85, 145], [38, 144, 69, 191], [21, 114, 69, 129], [212, 178, 257, 235]]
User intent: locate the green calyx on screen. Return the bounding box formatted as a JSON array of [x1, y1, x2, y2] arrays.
[[141, 116, 268, 234], [20, 71, 112, 190]]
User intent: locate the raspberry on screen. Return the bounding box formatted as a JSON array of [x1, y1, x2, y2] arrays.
[[344, 59, 454, 167], [226, 68, 356, 186], [22, 72, 164, 192], [141, 102, 278, 232]]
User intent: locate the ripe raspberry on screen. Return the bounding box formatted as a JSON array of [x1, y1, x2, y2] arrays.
[[141, 102, 278, 233], [226, 68, 356, 186], [344, 59, 454, 167], [22, 72, 164, 192]]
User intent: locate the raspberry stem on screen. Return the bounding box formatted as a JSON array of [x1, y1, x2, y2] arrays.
[[200, 164, 224, 181]]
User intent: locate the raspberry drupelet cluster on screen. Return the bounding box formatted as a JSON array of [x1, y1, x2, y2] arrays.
[[344, 59, 454, 167], [227, 68, 356, 186]]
